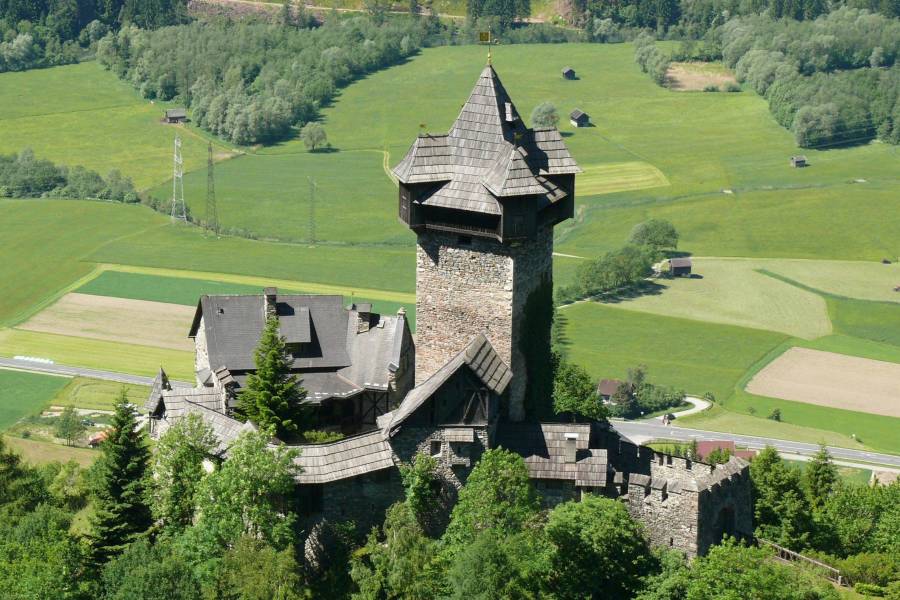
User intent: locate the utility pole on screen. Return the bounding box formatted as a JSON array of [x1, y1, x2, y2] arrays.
[[307, 176, 317, 245], [205, 142, 218, 235], [170, 135, 187, 222]]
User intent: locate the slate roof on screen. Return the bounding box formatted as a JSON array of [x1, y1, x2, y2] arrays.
[[496, 422, 609, 486], [145, 367, 171, 412], [392, 65, 579, 215], [669, 257, 692, 268], [384, 334, 511, 434], [188, 291, 408, 403], [597, 378, 623, 397], [292, 430, 395, 484], [166, 108, 187, 119]]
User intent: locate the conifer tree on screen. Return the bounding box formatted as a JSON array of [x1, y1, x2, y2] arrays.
[[238, 316, 307, 439], [88, 388, 152, 566], [803, 445, 838, 509]]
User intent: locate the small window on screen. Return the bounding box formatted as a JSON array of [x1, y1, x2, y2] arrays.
[[669, 537, 674, 547], [430, 440, 442, 457], [217, 307, 225, 315], [457, 235, 472, 246]]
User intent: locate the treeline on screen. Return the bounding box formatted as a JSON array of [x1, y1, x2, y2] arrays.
[[751, 446, 900, 595], [556, 218, 678, 304], [569, 0, 897, 35], [0, 0, 187, 72], [606, 365, 687, 419], [0, 149, 137, 201], [721, 8, 900, 147], [97, 18, 427, 144]]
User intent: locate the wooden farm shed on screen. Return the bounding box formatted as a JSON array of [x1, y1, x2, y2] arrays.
[[597, 378, 624, 402], [790, 155, 807, 168], [165, 108, 187, 123], [570, 109, 590, 127], [669, 257, 692, 277], [562, 67, 576, 80]]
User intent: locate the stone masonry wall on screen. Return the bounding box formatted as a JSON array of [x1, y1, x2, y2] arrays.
[[415, 229, 553, 421], [194, 316, 210, 380]]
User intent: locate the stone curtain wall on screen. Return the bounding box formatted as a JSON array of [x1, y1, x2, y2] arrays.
[[415, 228, 553, 421]]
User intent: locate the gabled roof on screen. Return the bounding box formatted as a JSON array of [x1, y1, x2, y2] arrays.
[[392, 65, 580, 215], [384, 334, 511, 434], [189, 294, 350, 371], [144, 367, 171, 412], [292, 430, 395, 484], [669, 257, 692, 268], [570, 109, 588, 120], [496, 422, 609, 486]]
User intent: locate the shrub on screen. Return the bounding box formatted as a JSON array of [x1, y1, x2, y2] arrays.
[[768, 408, 782, 421], [725, 82, 742, 92], [301, 430, 344, 444], [703, 84, 719, 92], [855, 583, 886, 597]]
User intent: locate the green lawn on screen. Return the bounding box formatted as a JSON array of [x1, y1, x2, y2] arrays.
[[76, 270, 417, 328], [0, 369, 70, 431], [558, 301, 789, 400], [0, 62, 233, 189], [2, 435, 99, 467], [50, 377, 149, 411], [594, 258, 831, 339], [0, 329, 194, 381]]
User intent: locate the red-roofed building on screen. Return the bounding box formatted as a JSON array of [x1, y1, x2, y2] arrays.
[[597, 378, 624, 402], [696, 440, 756, 461]]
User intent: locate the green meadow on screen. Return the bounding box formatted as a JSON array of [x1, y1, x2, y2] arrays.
[[0, 63, 233, 189], [0, 369, 70, 430], [2, 44, 899, 452], [51, 377, 149, 412]]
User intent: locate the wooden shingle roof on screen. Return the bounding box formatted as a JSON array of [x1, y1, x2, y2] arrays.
[[392, 65, 580, 216], [496, 422, 609, 485], [293, 430, 395, 484]]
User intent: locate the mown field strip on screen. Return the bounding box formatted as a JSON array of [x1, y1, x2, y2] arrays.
[[0, 328, 194, 381], [577, 161, 670, 196], [96, 263, 416, 304]]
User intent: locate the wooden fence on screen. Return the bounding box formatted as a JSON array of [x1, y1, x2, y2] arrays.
[[756, 538, 848, 587]]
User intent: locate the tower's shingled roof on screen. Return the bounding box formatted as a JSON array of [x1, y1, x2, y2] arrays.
[[392, 65, 580, 215]]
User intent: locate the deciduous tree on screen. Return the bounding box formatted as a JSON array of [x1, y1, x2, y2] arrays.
[[553, 360, 605, 421], [530, 102, 559, 128]]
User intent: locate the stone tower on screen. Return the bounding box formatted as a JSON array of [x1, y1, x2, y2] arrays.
[[392, 65, 580, 421]]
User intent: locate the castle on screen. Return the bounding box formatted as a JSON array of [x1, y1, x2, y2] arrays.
[[146, 64, 751, 557]]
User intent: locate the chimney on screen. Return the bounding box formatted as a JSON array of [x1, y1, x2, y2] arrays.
[[505, 102, 515, 122], [564, 433, 578, 464], [353, 302, 372, 334], [263, 287, 277, 320]]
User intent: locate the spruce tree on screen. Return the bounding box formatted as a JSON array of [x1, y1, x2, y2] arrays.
[[803, 445, 838, 509], [88, 388, 152, 566], [238, 316, 307, 439]]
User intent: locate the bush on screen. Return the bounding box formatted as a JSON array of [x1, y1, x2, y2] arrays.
[[302, 430, 344, 444], [768, 408, 782, 421], [725, 82, 742, 92], [855, 583, 886, 597], [703, 84, 719, 91], [840, 553, 900, 587]]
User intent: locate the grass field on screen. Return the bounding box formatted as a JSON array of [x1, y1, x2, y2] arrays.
[[598, 258, 831, 339], [50, 377, 149, 411], [0, 329, 194, 381], [0, 62, 234, 189], [577, 161, 669, 196], [2, 435, 98, 466], [0, 369, 70, 430], [558, 301, 788, 400]]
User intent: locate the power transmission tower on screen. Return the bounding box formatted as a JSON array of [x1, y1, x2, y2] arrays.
[[170, 135, 187, 222], [205, 142, 218, 235], [307, 176, 317, 245]]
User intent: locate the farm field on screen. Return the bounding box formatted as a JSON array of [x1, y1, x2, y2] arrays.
[[746, 348, 900, 418], [0, 369, 69, 430], [2, 435, 98, 467], [19, 293, 195, 352], [0, 329, 194, 381], [558, 302, 789, 401], [51, 377, 149, 412], [597, 258, 831, 338], [0, 63, 234, 189]]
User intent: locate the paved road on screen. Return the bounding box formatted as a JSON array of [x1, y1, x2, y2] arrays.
[[0, 358, 193, 389], [612, 420, 900, 469]]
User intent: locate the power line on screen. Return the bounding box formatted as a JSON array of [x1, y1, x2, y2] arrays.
[[205, 142, 218, 236], [170, 134, 187, 223]]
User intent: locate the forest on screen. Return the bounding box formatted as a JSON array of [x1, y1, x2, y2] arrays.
[[0, 149, 137, 201], [97, 18, 428, 144], [6, 389, 897, 599]]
